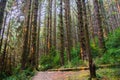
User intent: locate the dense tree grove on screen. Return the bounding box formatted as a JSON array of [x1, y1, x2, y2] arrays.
[[0, 0, 120, 79]]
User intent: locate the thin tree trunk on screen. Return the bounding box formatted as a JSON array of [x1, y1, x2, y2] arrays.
[[53, 0, 56, 49]]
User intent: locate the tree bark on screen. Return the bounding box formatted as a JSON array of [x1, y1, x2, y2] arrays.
[[0, 0, 7, 33], [77, 0, 87, 60], [31, 0, 39, 69], [21, 0, 32, 70]]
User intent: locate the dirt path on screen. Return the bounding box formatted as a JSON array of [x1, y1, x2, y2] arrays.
[[32, 70, 89, 80]]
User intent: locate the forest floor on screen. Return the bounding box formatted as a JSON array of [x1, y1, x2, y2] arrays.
[[32, 67, 120, 80], [32, 70, 90, 80]]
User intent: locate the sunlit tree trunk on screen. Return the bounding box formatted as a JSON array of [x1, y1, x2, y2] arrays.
[[53, 0, 56, 49]]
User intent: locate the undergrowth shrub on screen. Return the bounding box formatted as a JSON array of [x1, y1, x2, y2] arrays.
[[97, 67, 120, 80], [64, 45, 88, 68], [3, 70, 34, 80], [96, 28, 120, 64], [39, 48, 60, 70], [64, 47, 81, 68], [91, 44, 99, 58], [1, 65, 35, 80]]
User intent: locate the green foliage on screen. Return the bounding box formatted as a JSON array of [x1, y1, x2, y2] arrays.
[[100, 49, 120, 64], [90, 44, 99, 58], [0, 65, 35, 80], [106, 28, 120, 49], [3, 70, 34, 80], [70, 47, 85, 67], [96, 28, 120, 64], [97, 67, 120, 80], [105, 28, 120, 63], [64, 45, 88, 68], [39, 48, 60, 70]]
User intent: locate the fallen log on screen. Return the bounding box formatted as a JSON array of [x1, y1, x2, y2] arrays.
[[48, 67, 89, 71], [48, 64, 120, 71]]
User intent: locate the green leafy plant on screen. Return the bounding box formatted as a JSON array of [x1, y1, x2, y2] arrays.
[[39, 48, 60, 70], [96, 28, 120, 65]]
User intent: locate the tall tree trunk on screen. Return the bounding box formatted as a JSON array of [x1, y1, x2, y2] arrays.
[[0, 13, 7, 54], [77, 0, 87, 60], [99, 0, 109, 37], [46, 3, 50, 54], [64, 0, 72, 62], [46, 0, 53, 54], [115, 0, 120, 13], [53, 0, 56, 49], [83, 0, 96, 78], [36, 1, 42, 69], [44, 13, 47, 55], [87, 1, 96, 45], [59, 0, 64, 66], [31, 0, 38, 69], [21, 0, 32, 70], [93, 0, 106, 53], [0, 0, 7, 33], [0, 12, 7, 74], [1, 19, 11, 74], [49, 0, 53, 50]]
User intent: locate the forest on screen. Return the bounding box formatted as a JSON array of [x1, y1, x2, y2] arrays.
[[0, 0, 120, 80]]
